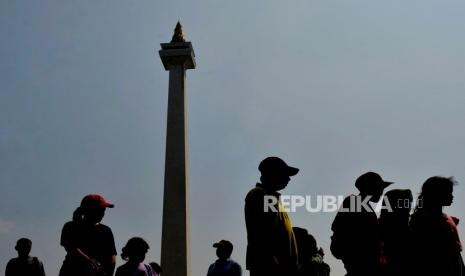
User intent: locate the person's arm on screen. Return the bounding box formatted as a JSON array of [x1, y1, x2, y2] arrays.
[[108, 255, 116, 276], [206, 263, 213, 276], [330, 196, 355, 260], [106, 226, 117, 276], [38, 260, 46, 276], [245, 189, 278, 265], [64, 247, 102, 270], [61, 222, 101, 271], [5, 260, 13, 276], [232, 263, 242, 276]]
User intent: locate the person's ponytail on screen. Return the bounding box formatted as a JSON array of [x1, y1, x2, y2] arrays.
[[72, 207, 84, 222]]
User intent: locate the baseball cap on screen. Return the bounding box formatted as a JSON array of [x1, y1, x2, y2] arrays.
[[258, 157, 299, 176], [81, 194, 114, 209], [355, 172, 393, 191], [213, 240, 233, 252]]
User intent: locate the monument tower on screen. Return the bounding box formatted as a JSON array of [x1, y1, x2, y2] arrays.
[[159, 22, 196, 276]]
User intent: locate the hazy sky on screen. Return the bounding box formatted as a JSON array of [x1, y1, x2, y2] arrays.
[[1, 1, 464, 275]]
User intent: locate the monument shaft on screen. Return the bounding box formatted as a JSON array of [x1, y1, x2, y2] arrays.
[[159, 29, 196, 276]]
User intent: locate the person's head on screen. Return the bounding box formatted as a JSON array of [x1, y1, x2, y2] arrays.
[[15, 238, 32, 258], [73, 194, 114, 224], [381, 189, 413, 219], [213, 240, 233, 260], [355, 172, 393, 202], [293, 227, 318, 257], [418, 176, 456, 209], [121, 237, 150, 263], [149, 262, 162, 275], [259, 157, 299, 191], [306, 234, 318, 256]]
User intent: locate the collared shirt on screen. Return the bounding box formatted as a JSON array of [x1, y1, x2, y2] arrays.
[[244, 183, 298, 271], [207, 258, 242, 276]]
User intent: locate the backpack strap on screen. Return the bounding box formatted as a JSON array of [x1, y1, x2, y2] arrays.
[[32, 257, 42, 275], [144, 264, 156, 276]]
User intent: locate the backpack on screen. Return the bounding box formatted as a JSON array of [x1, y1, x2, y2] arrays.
[[330, 232, 344, 260]]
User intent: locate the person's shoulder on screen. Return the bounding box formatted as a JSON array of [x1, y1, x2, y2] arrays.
[[230, 257, 240, 263], [116, 262, 130, 273], [6, 257, 19, 265], [443, 214, 459, 228], [62, 221, 81, 232], [230, 259, 242, 268], [96, 223, 113, 232], [410, 211, 433, 224], [32, 256, 44, 265], [224, 259, 240, 267], [62, 221, 75, 228], [229, 260, 242, 273], [245, 184, 266, 200]]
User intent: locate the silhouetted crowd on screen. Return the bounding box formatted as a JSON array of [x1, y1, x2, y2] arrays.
[[244, 157, 464, 276], [6, 195, 162, 276], [5, 156, 464, 276]]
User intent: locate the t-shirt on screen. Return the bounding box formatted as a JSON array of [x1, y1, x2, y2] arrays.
[[5, 256, 46, 276], [330, 195, 380, 270], [410, 212, 463, 276], [115, 262, 157, 276], [207, 259, 242, 276], [60, 221, 117, 275], [244, 183, 299, 271]]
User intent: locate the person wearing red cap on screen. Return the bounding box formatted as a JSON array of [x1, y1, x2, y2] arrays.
[[58, 194, 117, 276], [330, 172, 392, 276], [244, 157, 299, 276]]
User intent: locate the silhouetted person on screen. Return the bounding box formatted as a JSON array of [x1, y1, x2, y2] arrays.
[[59, 194, 117, 276], [410, 176, 464, 276], [379, 189, 413, 276], [293, 227, 330, 276], [207, 240, 242, 276], [330, 172, 392, 276], [115, 237, 157, 276], [149, 263, 162, 276], [245, 157, 299, 276], [5, 238, 46, 276]]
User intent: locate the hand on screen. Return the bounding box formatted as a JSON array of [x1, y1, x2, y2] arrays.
[[88, 258, 102, 271], [271, 255, 280, 265]]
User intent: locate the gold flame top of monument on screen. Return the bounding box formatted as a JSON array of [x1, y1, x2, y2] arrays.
[[171, 21, 186, 43]]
